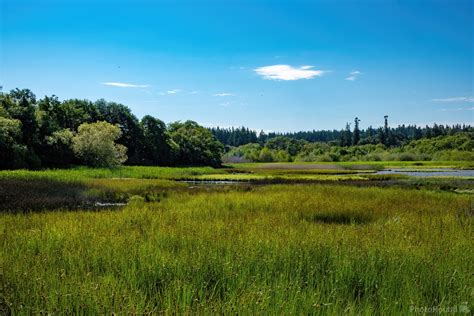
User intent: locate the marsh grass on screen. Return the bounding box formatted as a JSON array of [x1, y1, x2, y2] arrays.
[[0, 166, 223, 182], [1, 182, 472, 314], [0, 177, 188, 212], [0, 179, 94, 212]]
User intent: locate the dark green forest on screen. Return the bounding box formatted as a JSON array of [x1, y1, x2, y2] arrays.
[[0, 88, 472, 169], [209, 116, 472, 148], [0, 89, 223, 169]]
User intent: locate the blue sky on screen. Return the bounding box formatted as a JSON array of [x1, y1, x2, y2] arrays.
[[1, 0, 472, 131]]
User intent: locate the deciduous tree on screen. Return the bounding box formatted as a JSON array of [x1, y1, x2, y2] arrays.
[[72, 121, 127, 167]]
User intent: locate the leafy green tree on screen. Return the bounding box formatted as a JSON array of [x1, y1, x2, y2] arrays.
[[37, 95, 62, 134], [266, 136, 305, 156], [0, 117, 28, 169], [258, 147, 274, 162], [6, 89, 38, 145], [275, 150, 291, 162], [2, 89, 41, 167], [95, 100, 144, 164], [36, 96, 75, 167], [223, 143, 261, 162], [43, 129, 76, 167], [53, 99, 100, 130], [169, 120, 223, 167], [141, 115, 174, 165], [72, 121, 127, 167]]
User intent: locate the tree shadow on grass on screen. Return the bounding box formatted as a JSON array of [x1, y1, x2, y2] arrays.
[[0, 179, 100, 213]]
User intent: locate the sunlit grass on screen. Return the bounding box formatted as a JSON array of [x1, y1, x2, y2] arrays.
[[0, 166, 224, 182], [1, 184, 472, 314]]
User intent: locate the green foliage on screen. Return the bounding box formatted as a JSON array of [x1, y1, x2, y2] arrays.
[[229, 133, 473, 163], [0, 117, 28, 169], [95, 99, 145, 164], [223, 143, 262, 163], [258, 147, 274, 162], [140, 115, 174, 165], [169, 121, 223, 167], [403, 132, 473, 153], [41, 129, 77, 167], [340, 122, 352, 146], [265, 136, 304, 156], [72, 121, 127, 167], [0, 89, 229, 168], [353, 117, 361, 145]]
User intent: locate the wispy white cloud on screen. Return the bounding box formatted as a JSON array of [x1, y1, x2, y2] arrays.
[[345, 70, 362, 81], [432, 97, 474, 102], [213, 92, 235, 97], [439, 107, 474, 112], [101, 82, 150, 88], [254, 65, 326, 81], [160, 89, 182, 95], [220, 102, 232, 107], [189, 91, 199, 94]]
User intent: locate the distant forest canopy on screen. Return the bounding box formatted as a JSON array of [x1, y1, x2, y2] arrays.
[[211, 118, 473, 163], [0, 88, 472, 169], [209, 117, 473, 148]]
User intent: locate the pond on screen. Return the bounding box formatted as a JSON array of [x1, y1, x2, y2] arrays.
[[180, 180, 245, 185], [375, 168, 474, 177]]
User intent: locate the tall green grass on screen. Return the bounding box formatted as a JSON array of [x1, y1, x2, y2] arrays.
[[0, 166, 223, 182], [1, 184, 472, 314]]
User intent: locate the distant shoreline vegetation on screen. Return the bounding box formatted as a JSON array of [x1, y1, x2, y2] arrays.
[[0, 88, 472, 169]]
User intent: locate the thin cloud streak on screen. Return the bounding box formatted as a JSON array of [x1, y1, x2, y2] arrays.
[[439, 107, 474, 112], [101, 82, 150, 88], [345, 70, 362, 81], [213, 93, 235, 97], [160, 89, 182, 95], [254, 65, 326, 81], [432, 97, 474, 102]]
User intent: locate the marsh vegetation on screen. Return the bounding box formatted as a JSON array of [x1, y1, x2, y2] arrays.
[[0, 163, 472, 314]]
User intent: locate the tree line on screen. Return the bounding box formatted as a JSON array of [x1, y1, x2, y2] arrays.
[[223, 132, 473, 163], [0, 89, 223, 169], [210, 117, 472, 148], [1, 88, 472, 169]]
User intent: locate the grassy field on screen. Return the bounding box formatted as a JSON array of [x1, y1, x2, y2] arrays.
[[0, 164, 473, 314]]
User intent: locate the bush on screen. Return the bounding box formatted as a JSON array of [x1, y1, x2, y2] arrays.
[[398, 152, 416, 161]]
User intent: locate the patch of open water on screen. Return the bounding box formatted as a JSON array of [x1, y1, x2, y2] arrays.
[[375, 168, 474, 177]]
